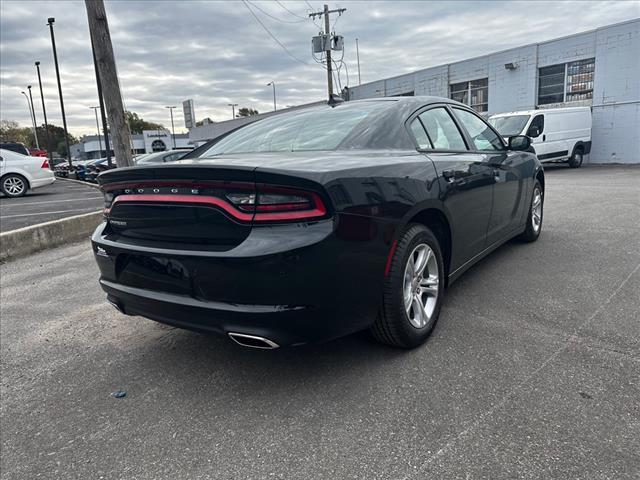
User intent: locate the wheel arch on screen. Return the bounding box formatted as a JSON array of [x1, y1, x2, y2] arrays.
[[406, 208, 452, 284], [535, 168, 545, 192], [1, 171, 31, 189], [571, 140, 591, 157]]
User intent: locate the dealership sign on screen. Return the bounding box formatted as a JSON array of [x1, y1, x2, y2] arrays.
[[142, 130, 171, 152]]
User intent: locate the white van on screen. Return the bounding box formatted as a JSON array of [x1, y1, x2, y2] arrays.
[[489, 107, 592, 168]]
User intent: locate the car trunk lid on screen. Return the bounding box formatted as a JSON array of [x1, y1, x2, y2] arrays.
[[99, 165, 257, 249]]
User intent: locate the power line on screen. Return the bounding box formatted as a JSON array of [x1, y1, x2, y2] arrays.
[[305, 0, 324, 30], [242, 0, 309, 65], [247, 0, 306, 24], [275, 0, 308, 20], [308, 5, 347, 99]]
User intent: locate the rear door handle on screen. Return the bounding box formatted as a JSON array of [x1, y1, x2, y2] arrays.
[[542, 134, 546, 142]]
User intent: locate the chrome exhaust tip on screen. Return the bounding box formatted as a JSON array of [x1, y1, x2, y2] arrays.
[[228, 332, 280, 349]]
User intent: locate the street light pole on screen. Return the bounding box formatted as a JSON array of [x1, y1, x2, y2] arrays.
[[35, 61, 53, 167], [90, 106, 103, 157], [21, 91, 38, 148], [47, 17, 72, 170], [267, 81, 276, 111], [27, 86, 40, 148], [165, 106, 176, 149], [228, 103, 238, 119]]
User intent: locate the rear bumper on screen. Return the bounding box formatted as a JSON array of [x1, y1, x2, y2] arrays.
[[31, 175, 55, 189], [91, 214, 395, 346]]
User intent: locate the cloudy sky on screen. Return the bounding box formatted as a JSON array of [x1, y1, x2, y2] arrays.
[[1, 0, 638, 136]]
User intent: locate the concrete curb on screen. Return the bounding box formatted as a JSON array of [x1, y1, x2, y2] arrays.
[[0, 210, 103, 263], [58, 177, 101, 189]]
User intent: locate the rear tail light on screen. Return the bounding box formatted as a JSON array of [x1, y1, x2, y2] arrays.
[[41, 159, 49, 169], [102, 182, 328, 223], [226, 185, 327, 222]]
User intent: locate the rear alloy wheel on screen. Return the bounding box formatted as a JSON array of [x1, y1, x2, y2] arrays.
[[403, 244, 439, 329], [568, 149, 583, 168], [372, 224, 444, 348], [518, 180, 543, 242], [1, 174, 28, 198]]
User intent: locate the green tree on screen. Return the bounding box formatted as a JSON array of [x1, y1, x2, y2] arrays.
[[0, 120, 79, 155], [0, 120, 31, 145], [34, 124, 79, 156], [125, 111, 164, 134], [236, 107, 259, 118]]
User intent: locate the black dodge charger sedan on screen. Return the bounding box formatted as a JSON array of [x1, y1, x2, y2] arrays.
[[93, 97, 544, 349]]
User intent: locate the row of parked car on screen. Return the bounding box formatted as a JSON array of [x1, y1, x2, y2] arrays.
[[0, 142, 194, 197], [54, 148, 192, 182]]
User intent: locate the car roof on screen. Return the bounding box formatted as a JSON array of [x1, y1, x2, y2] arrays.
[[347, 95, 470, 110], [142, 149, 185, 158], [490, 106, 592, 118], [188, 96, 477, 157]]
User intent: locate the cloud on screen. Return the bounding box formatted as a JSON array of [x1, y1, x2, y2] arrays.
[[0, 0, 637, 136]]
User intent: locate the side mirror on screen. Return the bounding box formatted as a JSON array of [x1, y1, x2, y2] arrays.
[[527, 125, 540, 137], [508, 135, 531, 151]]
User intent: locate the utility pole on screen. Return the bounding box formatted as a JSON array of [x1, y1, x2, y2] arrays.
[[228, 103, 238, 119], [35, 61, 53, 167], [356, 38, 361, 85], [267, 81, 276, 111], [27, 86, 40, 148], [309, 4, 346, 100], [90, 36, 112, 167], [47, 18, 72, 170], [90, 106, 103, 157], [85, 0, 133, 167], [21, 91, 38, 148], [165, 106, 176, 148]]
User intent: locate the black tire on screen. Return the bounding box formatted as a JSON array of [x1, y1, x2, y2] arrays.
[[518, 179, 543, 242], [568, 147, 584, 168], [371, 224, 445, 348], [1, 174, 29, 198]]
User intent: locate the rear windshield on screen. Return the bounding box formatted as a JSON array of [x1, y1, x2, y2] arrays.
[[198, 102, 389, 156], [488, 115, 530, 137]]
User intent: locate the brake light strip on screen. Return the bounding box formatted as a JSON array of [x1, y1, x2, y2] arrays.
[[105, 194, 327, 222]]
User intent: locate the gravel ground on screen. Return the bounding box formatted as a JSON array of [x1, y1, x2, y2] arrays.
[[1, 165, 639, 479]]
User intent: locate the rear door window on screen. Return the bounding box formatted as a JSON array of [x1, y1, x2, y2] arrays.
[[409, 119, 432, 149], [417, 108, 467, 151]]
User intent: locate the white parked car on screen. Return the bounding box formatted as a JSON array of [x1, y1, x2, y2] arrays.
[[489, 107, 592, 168], [0, 148, 55, 197]]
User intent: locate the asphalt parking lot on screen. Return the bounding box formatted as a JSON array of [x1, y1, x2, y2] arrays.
[[1, 165, 639, 479], [0, 179, 103, 232]]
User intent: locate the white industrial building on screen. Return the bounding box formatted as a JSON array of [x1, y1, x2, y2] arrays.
[[346, 19, 639, 164], [71, 130, 190, 160]]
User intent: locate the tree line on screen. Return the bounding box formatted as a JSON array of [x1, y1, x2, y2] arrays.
[[0, 111, 165, 156], [1, 108, 259, 156]]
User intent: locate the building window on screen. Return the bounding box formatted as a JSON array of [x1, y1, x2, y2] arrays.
[[538, 58, 595, 105], [566, 58, 595, 102], [450, 78, 488, 113]]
